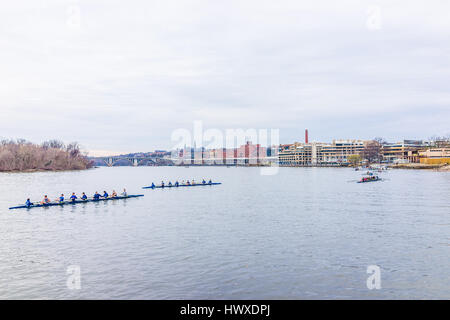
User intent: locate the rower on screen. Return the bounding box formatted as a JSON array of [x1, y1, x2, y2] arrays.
[[202, 179, 206, 184], [181, 180, 185, 185], [25, 198, 33, 207], [40, 195, 51, 205], [208, 179, 212, 184], [103, 191, 109, 198], [70, 193, 77, 202], [59, 194, 65, 203], [122, 188, 128, 197], [111, 190, 118, 197], [93, 192, 101, 201], [192, 179, 195, 185], [161, 181, 165, 188], [175, 181, 179, 187], [81, 192, 88, 200], [186, 180, 191, 185], [151, 182, 155, 188]]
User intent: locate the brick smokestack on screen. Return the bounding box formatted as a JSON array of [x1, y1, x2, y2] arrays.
[[305, 129, 309, 144]]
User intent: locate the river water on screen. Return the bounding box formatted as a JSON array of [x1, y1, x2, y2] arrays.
[[0, 166, 448, 299]]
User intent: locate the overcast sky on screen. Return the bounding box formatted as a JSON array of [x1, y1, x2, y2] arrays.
[[1, 0, 449, 156]]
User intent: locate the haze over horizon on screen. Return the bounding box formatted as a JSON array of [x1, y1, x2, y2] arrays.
[[1, 1, 450, 156]]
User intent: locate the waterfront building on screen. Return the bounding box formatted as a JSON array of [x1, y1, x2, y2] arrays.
[[321, 140, 366, 164], [406, 150, 421, 163], [279, 140, 367, 166], [419, 148, 450, 164], [279, 142, 325, 165], [204, 148, 228, 165], [236, 141, 266, 165], [381, 140, 427, 163], [225, 148, 238, 165], [174, 137, 435, 166], [177, 147, 196, 165]]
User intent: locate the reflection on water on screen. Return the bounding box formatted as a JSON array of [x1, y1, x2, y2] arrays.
[[0, 167, 449, 299]]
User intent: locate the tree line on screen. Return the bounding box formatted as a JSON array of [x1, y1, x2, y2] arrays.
[[0, 139, 93, 172]]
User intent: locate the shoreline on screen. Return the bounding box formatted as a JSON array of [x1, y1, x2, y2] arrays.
[[0, 167, 93, 174], [3, 164, 450, 172], [390, 163, 450, 171]]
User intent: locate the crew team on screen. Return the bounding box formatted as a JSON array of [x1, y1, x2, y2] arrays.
[[151, 179, 212, 188], [25, 188, 128, 207]]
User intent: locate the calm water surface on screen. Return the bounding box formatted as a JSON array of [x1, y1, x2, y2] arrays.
[[0, 166, 449, 299]]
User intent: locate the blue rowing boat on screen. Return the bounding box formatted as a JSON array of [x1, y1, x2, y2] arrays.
[[9, 194, 144, 210], [143, 182, 221, 189]]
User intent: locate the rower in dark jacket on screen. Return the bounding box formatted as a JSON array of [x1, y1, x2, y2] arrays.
[[25, 199, 33, 207]]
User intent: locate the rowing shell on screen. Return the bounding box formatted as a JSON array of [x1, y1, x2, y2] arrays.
[[357, 179, 382, 183], [9, 195, 144, 210], [143, 182, 222, 189]]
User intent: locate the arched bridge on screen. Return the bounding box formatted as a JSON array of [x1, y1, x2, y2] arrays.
[[99, 156, 174, 167]]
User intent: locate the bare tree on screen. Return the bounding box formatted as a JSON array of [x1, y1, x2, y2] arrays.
[[0, 140, 92, 172], [66, 142, 81, 158], [42, 140, 65, 150], [362, 140, 382, 163], [374, 137, 387, 145]]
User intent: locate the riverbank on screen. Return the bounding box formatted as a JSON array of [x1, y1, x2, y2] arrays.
[[0, 168, 93, 173], [390, 163, 450, 171]]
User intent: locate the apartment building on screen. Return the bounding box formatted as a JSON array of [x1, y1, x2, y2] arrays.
[[321, 140, 366, 164], [278, 142, 317, 165], [236, 141, 267, 165], [381, 140, 426, 163], [279, 140, 367, 166]]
